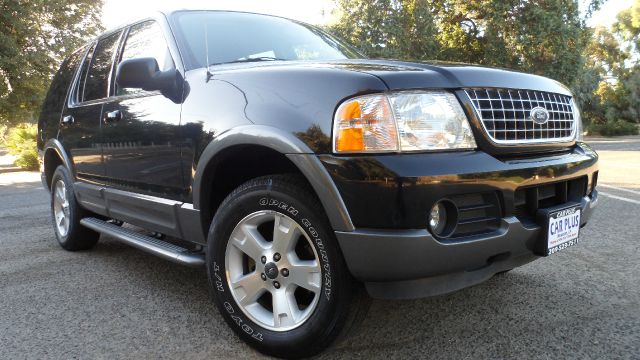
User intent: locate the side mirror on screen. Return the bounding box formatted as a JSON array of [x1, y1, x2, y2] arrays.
[[115, 57, 181, 101]]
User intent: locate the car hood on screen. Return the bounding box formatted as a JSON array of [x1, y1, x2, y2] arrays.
[[217, 59, 572, 96], [187, 59, 575, 155]]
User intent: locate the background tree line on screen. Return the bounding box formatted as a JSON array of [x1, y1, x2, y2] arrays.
[[329, 0, 640, 135], [0, 0, 103, 168], [0, 0, 103, 127]]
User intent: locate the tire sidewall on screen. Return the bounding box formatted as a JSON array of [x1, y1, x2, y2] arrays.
[[207, 178, 347, 356]]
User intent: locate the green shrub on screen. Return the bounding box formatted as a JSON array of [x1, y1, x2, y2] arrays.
[[4, 124, 39, 170], [587, 120, 639, 137]]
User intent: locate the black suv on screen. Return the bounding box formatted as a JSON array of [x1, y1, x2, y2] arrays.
[[38, 10, 599, 358]]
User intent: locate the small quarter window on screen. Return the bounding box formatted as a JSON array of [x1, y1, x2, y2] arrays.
[[71, 43, 95, 104]]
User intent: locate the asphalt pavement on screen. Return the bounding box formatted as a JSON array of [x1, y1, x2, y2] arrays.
[[1, 138, 639, 359]]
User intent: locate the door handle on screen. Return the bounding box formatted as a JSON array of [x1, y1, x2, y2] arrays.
[[104, 110, 122, 123], [61, 115, 74, 124]]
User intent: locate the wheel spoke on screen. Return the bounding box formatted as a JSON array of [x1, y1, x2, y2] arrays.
[[230, 272, 266, 306], [230, 224, 269, 261], [54, 189, 63, 204], [272, 213, 299, 254], [288, 259, 322, 293], [272, 289, 299, 328], [56, 183, 65, 202], [55, 211, 65, 226], [57, 212, 67, 231]]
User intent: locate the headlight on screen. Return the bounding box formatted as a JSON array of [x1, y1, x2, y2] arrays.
[[573, 100, 583, 142], [333, 91, 476, 153]]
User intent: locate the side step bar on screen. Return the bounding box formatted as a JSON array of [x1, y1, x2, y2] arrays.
[[80, 217, 205, 267]]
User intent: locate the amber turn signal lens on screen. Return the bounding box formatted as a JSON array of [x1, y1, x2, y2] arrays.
[[334, 100, 365, 152], [333, 95, 399, 153], [335, 127, 364, 152]]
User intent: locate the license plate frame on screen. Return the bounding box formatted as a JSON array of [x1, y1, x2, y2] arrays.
[[535, 203, 582, 256]]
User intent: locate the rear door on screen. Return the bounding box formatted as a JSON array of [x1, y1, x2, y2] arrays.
[[100, 20, 184, 200], [60, 31, 123, 182]]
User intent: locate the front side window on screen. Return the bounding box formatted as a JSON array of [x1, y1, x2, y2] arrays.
[[170, 11, 362, 70], [83, 31, 122, 102], [117, 21, 174, 96]]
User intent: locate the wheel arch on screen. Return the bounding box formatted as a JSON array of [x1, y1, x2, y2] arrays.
[[43, 139, 74, 190], [193, 125, 354, 237]]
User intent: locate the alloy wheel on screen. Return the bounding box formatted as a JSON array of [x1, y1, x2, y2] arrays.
[[225, 210, 322, 331], [53, 179, 70, 237]]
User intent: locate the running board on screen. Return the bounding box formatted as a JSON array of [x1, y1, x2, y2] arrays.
[[80, 217, 205, 267]]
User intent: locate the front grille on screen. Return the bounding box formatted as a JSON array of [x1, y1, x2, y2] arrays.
[[464, 88, 576, 144], [513, 177, 587, 224]]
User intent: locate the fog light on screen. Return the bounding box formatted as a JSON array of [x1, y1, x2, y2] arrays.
[[428, 200, 458, 238], [429, 202, 447, 235]]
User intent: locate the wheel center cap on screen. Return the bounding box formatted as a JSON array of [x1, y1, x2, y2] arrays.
[[264, 262, 279, 279]]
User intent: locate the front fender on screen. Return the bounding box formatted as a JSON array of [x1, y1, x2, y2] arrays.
[[192, 125, 355, 232]]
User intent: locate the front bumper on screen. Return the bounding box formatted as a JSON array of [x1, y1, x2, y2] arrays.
[[336, 193, 597, 299], [320, 143, 599, 299]]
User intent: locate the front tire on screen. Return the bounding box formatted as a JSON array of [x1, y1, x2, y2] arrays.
[[50, 165, 99, 251], [206, 175, 358, 358]]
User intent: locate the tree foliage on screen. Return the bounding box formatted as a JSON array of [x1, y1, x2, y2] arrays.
[[581, 0, 640, 131], [331, 0, 440, 59], [0, 0, 103, 126], [614, 0, 640, 54], [331, 0, 603, 86]]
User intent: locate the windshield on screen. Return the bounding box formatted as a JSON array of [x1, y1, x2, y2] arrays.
[[170, 11, 362, 70]]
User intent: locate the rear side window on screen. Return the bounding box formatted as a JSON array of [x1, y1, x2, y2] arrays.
[[42, 47, 86, 112], [82, 31, 122, 102], [116, 21, 174, 96]]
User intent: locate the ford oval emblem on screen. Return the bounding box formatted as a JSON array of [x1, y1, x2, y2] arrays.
[[530, 106, 550, 124]]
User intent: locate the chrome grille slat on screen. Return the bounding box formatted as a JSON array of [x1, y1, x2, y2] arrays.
[[465, 88, 576, 144]]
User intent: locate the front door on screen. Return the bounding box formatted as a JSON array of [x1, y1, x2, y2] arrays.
[[101, 20, 183, 200]]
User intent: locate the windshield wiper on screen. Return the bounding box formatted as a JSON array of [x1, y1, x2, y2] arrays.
[[210, 57, 286, 66]]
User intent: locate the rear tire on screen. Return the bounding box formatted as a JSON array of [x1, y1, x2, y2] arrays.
[[206, 175, 364, 358], [50, 165, 99, 251]]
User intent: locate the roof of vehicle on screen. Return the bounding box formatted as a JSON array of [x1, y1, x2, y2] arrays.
[[100, 9, 305, 38]]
